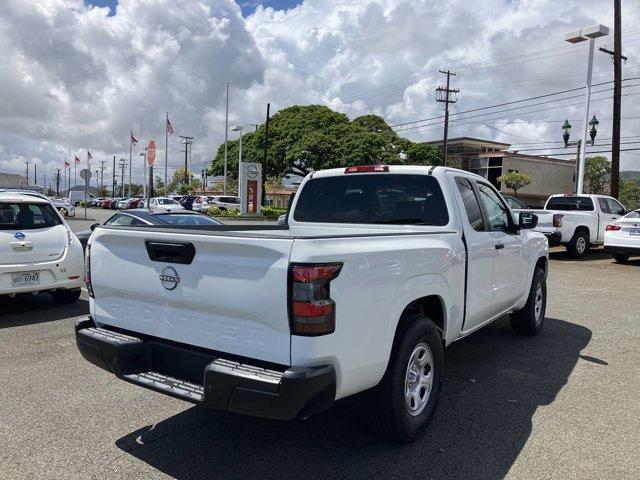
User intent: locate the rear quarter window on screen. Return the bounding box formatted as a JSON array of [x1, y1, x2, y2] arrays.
[[293, 174, 449, 225]]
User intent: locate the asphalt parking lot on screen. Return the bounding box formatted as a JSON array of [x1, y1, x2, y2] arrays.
[[1, 218, 639, 479]]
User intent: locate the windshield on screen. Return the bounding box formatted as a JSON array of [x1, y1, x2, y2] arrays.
[[293, 174, 449, 225], [546, 197, 594, 211], [157, 198, 178, 205], [0, 202, 63, 230], [154, 214, 221, 225]]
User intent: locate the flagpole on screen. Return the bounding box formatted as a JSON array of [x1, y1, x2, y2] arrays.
[[84, 151, 89, 219], [129, 129, 133, 197], [74, 161, 77, 191], [165, 112, 168, 197]]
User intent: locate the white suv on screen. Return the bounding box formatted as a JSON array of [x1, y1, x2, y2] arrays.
[[194, 195, 241, 212], [0, 193, 84, 303]]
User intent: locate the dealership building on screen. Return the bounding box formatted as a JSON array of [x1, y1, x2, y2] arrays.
[[428, 137, 577, 206]]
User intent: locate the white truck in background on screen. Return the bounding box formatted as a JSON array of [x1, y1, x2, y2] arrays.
[[76, 165, 548, 442], [513, 194, 627, 259]]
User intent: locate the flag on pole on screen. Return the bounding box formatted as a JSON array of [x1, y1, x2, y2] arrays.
[[74, 155, 80, 163], [166, 117, 174, 135], [131, 133, 138, 145], [87, 150, 92, 160], [64, 160, 70, 167]]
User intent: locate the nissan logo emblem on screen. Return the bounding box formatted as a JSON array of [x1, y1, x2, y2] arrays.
[[245, 165, 259, 179], [159, 266, 180, 290]]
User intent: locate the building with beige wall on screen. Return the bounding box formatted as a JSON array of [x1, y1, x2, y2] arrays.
[[428, 137, 576, 206]]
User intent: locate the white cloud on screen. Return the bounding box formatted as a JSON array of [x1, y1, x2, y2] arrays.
[[1, 0, 639, 190]]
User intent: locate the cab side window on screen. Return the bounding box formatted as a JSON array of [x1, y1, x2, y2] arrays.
[[455, 177, 486, 232], [606, 198, 625, 216], [598, 198, 610, 213], [476, 182, 510, 232]]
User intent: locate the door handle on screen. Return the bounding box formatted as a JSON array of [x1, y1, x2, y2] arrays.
[[495, 243, 505, 250]]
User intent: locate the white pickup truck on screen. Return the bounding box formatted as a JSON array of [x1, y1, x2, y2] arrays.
[[76, 165, 548, 442], [514, 194, 627, 259]]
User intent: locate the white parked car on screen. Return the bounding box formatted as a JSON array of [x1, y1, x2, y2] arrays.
[[604, 209, 640, 263], [0, 193, 83, 302], [147, 197, 184, 211], [77, 165, 548, 442]]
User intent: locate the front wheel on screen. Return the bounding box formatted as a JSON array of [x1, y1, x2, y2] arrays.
[[510, 267, 546, 335], [360, 313, 443, 442]]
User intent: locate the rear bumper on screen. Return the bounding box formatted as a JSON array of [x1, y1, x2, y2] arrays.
[[75, 317, 335, 420], [604, 245, 640, 255]]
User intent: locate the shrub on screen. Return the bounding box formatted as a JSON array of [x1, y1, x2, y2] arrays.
[[206, 206, 222, 216], [261, 205, 287, 217], [79, 200, 87, 207]]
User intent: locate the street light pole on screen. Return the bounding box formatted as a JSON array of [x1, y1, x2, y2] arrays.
[[565, 24, 609, 194], [223, 82, 229, 195]]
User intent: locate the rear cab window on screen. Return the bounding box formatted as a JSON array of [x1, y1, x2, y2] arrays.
[[293, 174, 449, 226], [0, 202, 62, 230], [546, 197, 595, 211]]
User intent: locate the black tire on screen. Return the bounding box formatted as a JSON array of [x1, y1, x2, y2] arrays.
[[613, 252, 629, 263], [360, 313, 443, 442], [50, 289, 81, 305], [510, 267, 546, 335], [566, 229, 589, 259]]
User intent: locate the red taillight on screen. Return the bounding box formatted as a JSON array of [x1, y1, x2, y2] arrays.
[[553, 214, 564, 228], [84, 244, 94, 298], [606, 224, 622, 231], [289, 263, 342, 336], [344, 165, 389, 174]]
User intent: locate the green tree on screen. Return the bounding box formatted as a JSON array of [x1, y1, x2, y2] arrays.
[[497, 171, 532, 197], [584, 156, 611, 194], [154, 175, 165, 194], [209, 105, 430, 180], [96, 185, 108, 197], [405, 142, 441, 166], [619, 179, 640, 210], [167, 168, 201, 195]]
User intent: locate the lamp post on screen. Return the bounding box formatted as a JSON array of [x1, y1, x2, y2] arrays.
[[562, 115, 599, 193], [231, 125, 243, 195], [565, 24, 609, 194]]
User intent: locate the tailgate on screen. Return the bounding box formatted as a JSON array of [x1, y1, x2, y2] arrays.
[[89, 228, 294, 365]]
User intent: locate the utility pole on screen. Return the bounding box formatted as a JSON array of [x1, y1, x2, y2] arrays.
[[179, 135, 193, 188], [262, 103, 270, 206], [34, 164, 37, 188], [599, 1, 626, 198], [100, 160, 106, 190], [436, 70, 459, 167], [119, 160, 126, 197], [25, 161, 29, 187], [112, 156, 116, 197], [55, 169, 61, 197], [250, 123, 260, 132], [129, 129, 133, 197]]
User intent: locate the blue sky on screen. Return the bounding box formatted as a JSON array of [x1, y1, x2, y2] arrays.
[[86, 0, 303, 16]]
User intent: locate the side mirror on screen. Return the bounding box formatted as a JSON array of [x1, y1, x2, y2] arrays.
[[519, 212, 538, 230], [90, 222, 100, 231]]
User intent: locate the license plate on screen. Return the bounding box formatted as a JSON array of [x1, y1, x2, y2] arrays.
[[630, 228, 640, 236], [12, 272, 40, 287]]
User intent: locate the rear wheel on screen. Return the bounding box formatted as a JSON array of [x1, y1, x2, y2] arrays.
[[360, 313, 443, 442], [510, 267, 546, 335], [567, 230, 589, 259], [50, 289, 81, 305], [613, 252, 629, 263]]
